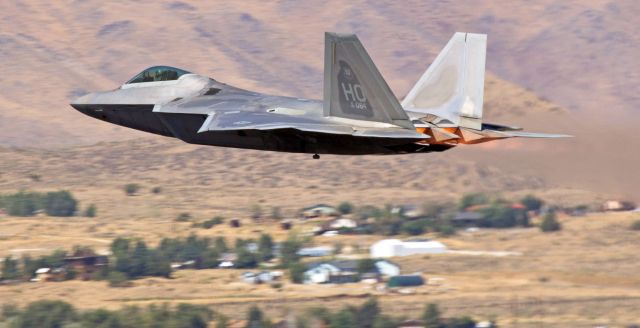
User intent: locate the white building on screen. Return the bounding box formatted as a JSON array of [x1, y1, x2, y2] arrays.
[[370, 239, 447, 258]]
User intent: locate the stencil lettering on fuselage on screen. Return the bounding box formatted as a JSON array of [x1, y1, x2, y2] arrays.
[[337, 60, 373, 117]]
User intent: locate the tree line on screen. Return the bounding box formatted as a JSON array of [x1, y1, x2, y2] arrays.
[[326, 193, 550, 237], [0, 233, 306, 285], [0, 298, 486, 328]]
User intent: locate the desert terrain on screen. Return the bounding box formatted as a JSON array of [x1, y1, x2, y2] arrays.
[[1, 1, 639, 327], [1, 209, 639, 328]]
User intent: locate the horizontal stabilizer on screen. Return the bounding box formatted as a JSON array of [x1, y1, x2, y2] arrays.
[[502, 131, 572, 138]]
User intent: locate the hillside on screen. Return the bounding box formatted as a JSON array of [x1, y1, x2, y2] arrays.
[[0, 1, 637, 198]]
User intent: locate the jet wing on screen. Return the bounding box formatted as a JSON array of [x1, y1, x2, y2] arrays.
[[198, 111, 429, 140]]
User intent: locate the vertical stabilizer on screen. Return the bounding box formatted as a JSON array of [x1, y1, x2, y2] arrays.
[[323, 32, 414, 129], [402, 33, 487, 130]]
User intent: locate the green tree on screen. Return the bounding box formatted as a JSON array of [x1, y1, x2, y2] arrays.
[[630, 220, 640, 231], [423, 303, 442, 328], [84, 204, 97, 217], [216, 315, 229, 328], [289, 261, 306, 284], [445, 316, 476, 328], [201, 248, 221, 269], [356, 298, 380, 328], [147, 250, 172, 278], [540, 211, 561, 232], [245, 305, 270, 328], [44, 190, 77, 217], [215, 237, 229, 253], [258, 233, 274, 262], [521, 195, 544, 212], [1, 255, 20, 280], [459, 193, 489, 210], [356, 259, 377, 276], [330, 308, 356, 328], [337, 202, 354, 215], [12, 300, 76, 328], [22, 255, 38, 280], [235, 248, 258, 269], [402, 219, 428, 235], [130, 240, 150, 277], [80, 308, 122, 327], [4, 191, 42, 216], [280, 235, 302, 268]]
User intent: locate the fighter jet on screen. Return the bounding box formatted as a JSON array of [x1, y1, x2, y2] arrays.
[[71, 32, 568, 158]]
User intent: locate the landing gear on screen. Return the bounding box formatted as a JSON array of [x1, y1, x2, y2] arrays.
[[312, 154, 320, 160]]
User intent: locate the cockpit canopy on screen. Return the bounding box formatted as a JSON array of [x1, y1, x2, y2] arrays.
[[125, 66, 191, 84]]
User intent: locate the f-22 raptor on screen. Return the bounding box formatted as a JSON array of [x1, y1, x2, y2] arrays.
[[71, 32, 568, 159]]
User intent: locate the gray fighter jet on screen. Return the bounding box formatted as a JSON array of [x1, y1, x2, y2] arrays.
[[71, 32, 568, 158]]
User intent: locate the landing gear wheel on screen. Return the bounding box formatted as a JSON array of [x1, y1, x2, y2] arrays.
[[312, 154, 320, 160]]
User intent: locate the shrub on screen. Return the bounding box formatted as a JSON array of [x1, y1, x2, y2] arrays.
[[540, 211, 561, 232], [151, 186, 162, 194], [630, 220, 640, 231], [84, 204, 97, 217], [250, 204, 262, 220], [200, 216, 224, 229], [271, 206, 282, 220], [337, 202, 354, 215], [124, 184, 140, 196], [437, 223, 456, 237], [270, 282, 282, 289], [107, 271, 130, 287], [175, 212, 192, 222]]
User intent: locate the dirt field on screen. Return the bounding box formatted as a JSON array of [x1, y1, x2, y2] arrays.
[[1, 210, 639, 327]]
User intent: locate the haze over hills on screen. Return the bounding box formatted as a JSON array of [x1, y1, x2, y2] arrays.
[[0, 1, 637, 198]]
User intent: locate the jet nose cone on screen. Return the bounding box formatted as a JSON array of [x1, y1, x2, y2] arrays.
[[71, 93, 92, 107]]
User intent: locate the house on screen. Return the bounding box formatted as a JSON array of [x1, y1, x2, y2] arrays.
[[31, 267, 66, 282], [452, 211, 485, 227], [370, 239, 447, 258], [392, 205, 423, 219], [602, 200, 636, 212], [304, 260, 363, 284], [298, 246, 333, 257], [63, 255, 108, 280], [374, 259, 400, 277], [303, 259, 399, 284], [330, 218, 358, 229], [301, 204, 339, 219], [387, 275, 424, 288], [218, 261, 234, 268]]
